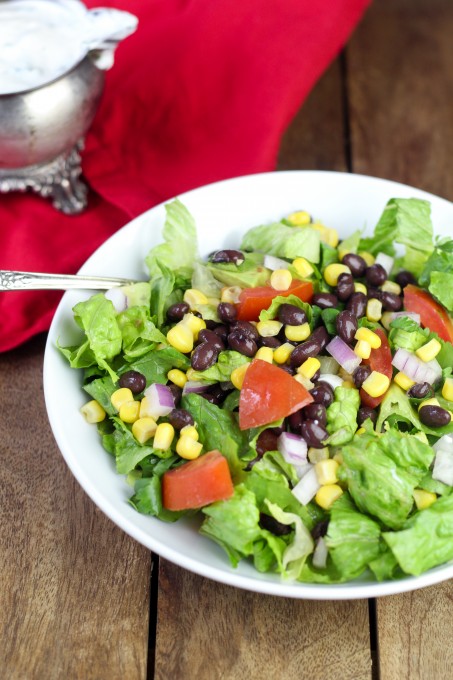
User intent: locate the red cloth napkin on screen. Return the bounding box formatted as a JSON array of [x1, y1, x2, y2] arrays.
[[0, 0, 370, 352]]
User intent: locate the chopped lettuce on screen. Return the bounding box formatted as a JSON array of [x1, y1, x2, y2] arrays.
[[264, 501, 314, 580], [325, 386, 360, 446], [189, 350, 250, 383], [419, 238, 453, 312], [145, 199, 198, 279], [206, 251, 270, 288], [259, 294, 320, 329], [241, 222, 321, 263], [117, 306, 167, 359]]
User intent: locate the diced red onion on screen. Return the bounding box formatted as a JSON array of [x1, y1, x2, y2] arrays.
[[277, 432, 308, 467], [291, 465, 321, 505], [392, 348, 441, 385], [312, 536, 328, 569], [326, 336, 361, 374], [263, 254, 290, 271], [143, 383, 175, 418], [375, 252, 394, 276], [105, 287, 127, 313], [182, 380, 210, 395], [387, 311, 421, 325], [318, 373, 343, 391], [432, 448, 453, 486]]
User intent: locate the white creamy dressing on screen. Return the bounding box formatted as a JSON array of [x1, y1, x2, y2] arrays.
[[0, 0, 138, 95]]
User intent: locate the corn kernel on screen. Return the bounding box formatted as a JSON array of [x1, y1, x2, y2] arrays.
[[342, 380, 355, 389], [273, 342, 294, 364], [294, 373, 314, 390], [285, 322, 311, 342], [180, 425, 199, 440], [356, 427, 366, 435], [394, 372, 415, 391], [119, 400, 140, 423], [80, 400, 106, 424], [355, 327, 382, 349], [255, 346, 274, 363], [308, 447, 329, 464], [231, 362, 249, 389], [185, 368, 197, 381], [325, 228, 339, 248], [256, 320, 283, 337], [167, 321, 194, 353], [413, 489, 437, 510], [315, 459, 339, 485], [380, 312, 394, 331], [332, 452, 344, 465], [315, 484, 343, 510], [220, 286, 242, 304], [292, 257, 314, 278], [418, 397, 440, 411], [354, 339, 371, 360], [338, 246, 350, 261], [183, 313, 206, 340], [111, 387, 134, 411], [361, 371, 390, 398], [416, 338, 442, 362], [176, 434, 203, 460], [139, 396, 153, 418], [442, 378, 453, 402], [183, 288, 208, 308], [132, 416, 158, 444], [270, 269, 292, 291], [366, 298, 383, 322], [285, 210, 311, 226], [358, 251, 375, 266], [297, 357, 321, 380], [167, 368, 187, 388], [381, 280, 402, 295], [353, 282, 368, 295], [153, 422, 175, 450], [323, 263, 351, 287]]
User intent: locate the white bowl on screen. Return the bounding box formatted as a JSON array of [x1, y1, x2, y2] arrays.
[[44, 170, 453, 599]]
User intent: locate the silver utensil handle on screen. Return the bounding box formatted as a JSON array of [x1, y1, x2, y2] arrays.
[[0, 270, 136, 291]]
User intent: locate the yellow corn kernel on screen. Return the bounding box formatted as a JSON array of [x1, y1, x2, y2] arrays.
[[139, 396, 152, 418], [119, 400, 140, 423], [353, 282, 368, 295], [307, 446, 330, 464], [285, 210, 312, 226], [167, 368, 187, 388], [180, 425, 199, 440], [354, 339, 371, 360], [167, 321, 194, 353], [231, 362, 249, 390], [325, 228, 339, 248], [294, 373, 314, 390], [297, 357, 321, 380], [315, 484, 343, 510], [342, 380, 355, 389], [361, 371, 390, 398], [176, 434, 203, 460], [380, 312, 394, 331], [413, 489, 437, 510], [366, 298, 383, 322], [153, 422, 175, 450], [270, 268, 292, 291], [358, 251, 375, 266], [381, 280, 402, 295], [273, 342, 294, 364], [183, 313, 206, 340], [356, 427, 366, 435], [292, 257, 314, 278], [442, 377, 453, 402], [185, 368, 197, 381], [394, 372, 415, 391], [111, 387, 134, 411], [80, 400, 106, 424], [355, 327, 382, 349], [416, 338, 442, 362], [332, 452, 344, 465], [183, 288, 208, 308], [338, 246, 350, 261], [255, 346, 274, 363], [220, 286, 242, 303], [256, 319, 283, 337], [285, 322, 311, 342], [323, 263, 351, 287], [132, 416, 158, 444], [315, 459, 339, 485], [418, 397, 440, 411]]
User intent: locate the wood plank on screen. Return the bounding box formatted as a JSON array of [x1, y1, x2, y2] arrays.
[[0, 335, 151, 680], [347, 1, 453, 679]]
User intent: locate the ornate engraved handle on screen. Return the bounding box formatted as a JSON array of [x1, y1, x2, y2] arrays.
[[0, 270, 136, 291]]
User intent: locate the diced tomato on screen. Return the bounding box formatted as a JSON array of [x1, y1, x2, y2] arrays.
[[360, 327, 393, 408], [239, 358, 313, 430], [162, 450, 234, 511], [403, 284, 453, 343], [236, 280, 314, 321]]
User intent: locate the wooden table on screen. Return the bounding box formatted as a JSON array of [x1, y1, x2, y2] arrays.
[[2, 1, 453, 678]]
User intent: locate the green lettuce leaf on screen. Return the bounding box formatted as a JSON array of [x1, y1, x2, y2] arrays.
[[264, 501, 314, 580], [241, 222, 321, 263], [117, 306, 167, 359], [145, 199, 198, 278], [326, 386, 360, 446], [206, 251, 270, 288], [259, 294, 321, 329], [419, 237, 453, 311], [190, 350, 250, 383], [428, 271, 453, 313]]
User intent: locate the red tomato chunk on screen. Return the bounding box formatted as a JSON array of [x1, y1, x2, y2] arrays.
[[403, 284, 453, 344], [236, 280, 313, 321]]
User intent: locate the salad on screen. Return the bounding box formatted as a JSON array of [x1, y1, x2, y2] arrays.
[[60, 196, 453, 584]]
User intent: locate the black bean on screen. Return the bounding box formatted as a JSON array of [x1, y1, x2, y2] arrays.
[[290, 336, 323, 368], [366, 263, 387, 287], [311, 326, 330, 351], [407, 382, 434, 400], [280, 364, 296, 376], [167, 384, 182, 406], [312, 292, 338, 309], [357, 406, 377, 426], [259, 513, 292, 536], [198, 328, 225, 351], [342, 253, 367, 277], [366, 287, 384, 302], [217, 302, 237, 323], [256, 429, 280, 457], [288, 409, 304, 433], [336, 273, 355, 301], [207, 383, 231, 404], [381, 291, 403, 312], [259, 336, 281, 349], [395, 270, 417, 288], [213, 324, 229, 343], [277, 303, 307, 326], [312, 369, 321, 382], [210, 249, 244, 265], [302, 402, 327, 426], [227, 330, 257, 357], [191, 343, 219, 370], [118, 370, 146, 394], [200, 392, 220, 404], [311, 518, 329, 540], [419, 405, 451, 428], [166, 301, 190, 322], [310, 382, 335, 408], [300, 419, 329, 448], [346, 292, 367, 318], [353, 365, 371, 389], [336, 310, 358, 344], [231, 320, 259, 341], [167, 408, 194, 430]]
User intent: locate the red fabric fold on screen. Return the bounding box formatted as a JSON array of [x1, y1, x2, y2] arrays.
[[0, 0, 370, 352]]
